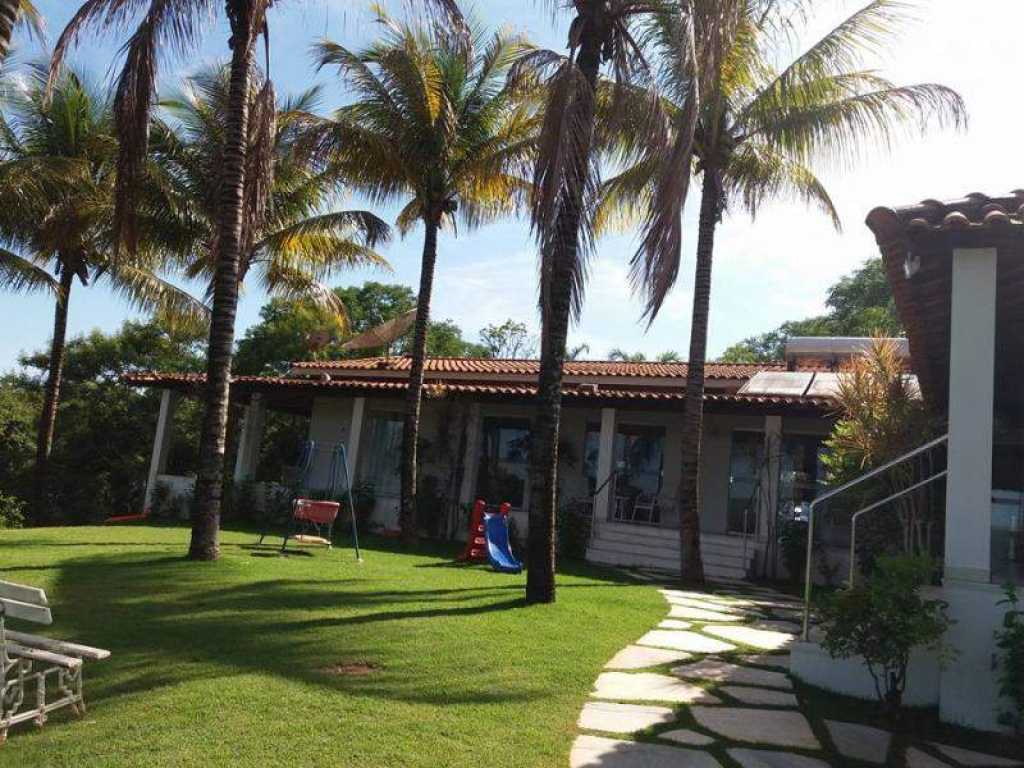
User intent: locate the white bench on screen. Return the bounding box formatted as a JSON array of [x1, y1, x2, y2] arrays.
[[0, 580, 110, 743]]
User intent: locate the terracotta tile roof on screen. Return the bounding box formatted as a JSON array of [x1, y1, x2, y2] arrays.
[[866, 190, 1024, 410], [866, 191, 1024, 239], [122, 371, 834, 410], [289, 356, 781, 380]]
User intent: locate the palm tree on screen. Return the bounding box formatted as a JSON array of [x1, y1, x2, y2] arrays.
[[0, 1, 41, 66], [608, 348, 646, 362], [521, 0, 740, 603], [598, 0, 965, 583], [54, 0, 464, 561], [0, 65, 207, 520], [149, 65, 390, 322], [308, 7, 539, 545]]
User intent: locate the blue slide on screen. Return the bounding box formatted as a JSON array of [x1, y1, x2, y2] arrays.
[[483, 513, 523, 574]]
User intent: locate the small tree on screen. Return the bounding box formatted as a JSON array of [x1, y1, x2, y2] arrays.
[[821, 337, 941, 573], [818, 555, 951, 715]]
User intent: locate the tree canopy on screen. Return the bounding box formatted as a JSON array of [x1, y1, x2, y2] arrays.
[[720, 258, 903, 363]]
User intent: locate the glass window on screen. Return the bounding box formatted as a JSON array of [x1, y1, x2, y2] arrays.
[[615, 425, 665, 500], [779, 434, 826, 519], [476, 418, 531, 509], [727, 431, 765, 534], [362, 413, 403, 496]]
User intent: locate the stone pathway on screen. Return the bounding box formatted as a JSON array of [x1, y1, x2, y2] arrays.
[[569, 583, 1024, 768]]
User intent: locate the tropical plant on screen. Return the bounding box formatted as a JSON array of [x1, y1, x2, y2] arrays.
[[821, 337, 940, 574], [522, 0, 738, 603], [0, 65, 207, 520], [0, 0, 41, 67], [52, 0, 284, 558], [599, 0, 965, 584], [818, 555, 951, 716], [608, 348, 646, 362], [996, 584, 1024, 733], [308, 7, 539, 545], [150, 64, 390, 367]]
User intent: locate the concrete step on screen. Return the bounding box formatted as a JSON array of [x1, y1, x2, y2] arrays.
[[586, 525, 758, 581]]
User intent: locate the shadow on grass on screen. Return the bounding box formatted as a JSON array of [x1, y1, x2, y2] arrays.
[[41, 544, 596, 711]]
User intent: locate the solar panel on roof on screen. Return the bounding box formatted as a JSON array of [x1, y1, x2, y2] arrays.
[[738, 372, 813, 397]]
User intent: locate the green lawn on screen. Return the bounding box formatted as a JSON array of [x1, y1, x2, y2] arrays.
[[0, 524, 663, 767]]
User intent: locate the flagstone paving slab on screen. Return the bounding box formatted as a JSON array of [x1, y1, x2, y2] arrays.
[[749, 620, 800, 634], [720, 686, 798, 707], [668, 605, 746, 622], [659, 619, 693, 630], [825, 720, 891, 764], [702, 625, 795, 651], [570, 735, 724, 768], [690, 707, 820, 749], [727, 748, 830, 768], [637, 630, 737, 654], [930, 743, 1024, 766], [605, 645, 692, 670], [906, 747, 954, 767], [592, 672, 722, 704], [741, 653, 790, 670], [660, 593, 747, 612], [577, 702, 676, 734], [671, 659, 792, 689], [658, 729, 716, 746]]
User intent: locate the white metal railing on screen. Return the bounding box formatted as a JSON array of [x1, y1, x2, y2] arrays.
[[801, 433, 949, 640]]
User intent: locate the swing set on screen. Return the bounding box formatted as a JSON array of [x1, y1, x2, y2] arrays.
[[258, 440, 362, 560]]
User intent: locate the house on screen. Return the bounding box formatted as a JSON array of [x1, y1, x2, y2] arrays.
[[791, 192, 1024, 733], [127, 341, 904, 581]]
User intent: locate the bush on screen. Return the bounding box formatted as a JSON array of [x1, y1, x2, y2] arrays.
[[0, 493, 25, 529], [996, 584, 1024, 733], [817, 555, 951, 714]]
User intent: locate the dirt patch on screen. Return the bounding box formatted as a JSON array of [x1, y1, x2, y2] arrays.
[[318, 662, 381, 677]]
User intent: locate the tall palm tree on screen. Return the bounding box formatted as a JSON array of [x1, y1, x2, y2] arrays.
[[0, 65, 207, 520], [149, 65, 390, 322], [598, 0, 965, 584], [308, 8, 539, 545], [0, 1, 41, 66], [521, 0, 740, 603], [54, 0, 464, 561]]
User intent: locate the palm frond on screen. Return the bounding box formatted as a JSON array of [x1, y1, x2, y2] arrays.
[[101, 261, 210, 331], [0, 246, 59, 295], [749, 81, 966, 167], [725, 139, 839, 228]]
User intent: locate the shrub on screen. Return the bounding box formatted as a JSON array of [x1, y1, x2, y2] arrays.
[[817, 555, 951, 714], [996, 584, 1024, 733], [0, 493, 25, 529]]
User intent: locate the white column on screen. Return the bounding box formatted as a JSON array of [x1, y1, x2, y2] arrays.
[[944, 246, 997, 584], [144, 390, 179, 512], [234, 393, 266, 482], [761, 415, 783, 540], [458, 403, 482, 505], [346, 397, 367, 479], [595, 408, 617, 520]]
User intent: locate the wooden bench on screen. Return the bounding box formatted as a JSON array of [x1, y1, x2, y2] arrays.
[[0, 580, 110, 743]]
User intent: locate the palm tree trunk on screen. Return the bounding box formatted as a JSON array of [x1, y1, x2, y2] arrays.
[[32, 269, 74, 522], [677, 172, 721, 585], [189, 11, 258, 561], [399, 216, 439, 546], [525, 31, 603, 605], [0, 1, 19, 66]]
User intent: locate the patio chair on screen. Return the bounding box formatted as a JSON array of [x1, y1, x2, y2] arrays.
[[632, 494, 659, 524], [0, 581, 110, 743]]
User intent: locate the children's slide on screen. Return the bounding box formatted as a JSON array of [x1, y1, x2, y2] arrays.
[[483, 513, 523, 574]]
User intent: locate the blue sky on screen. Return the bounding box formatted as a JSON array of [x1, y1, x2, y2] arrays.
[[4, 1, 1022, 368]]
